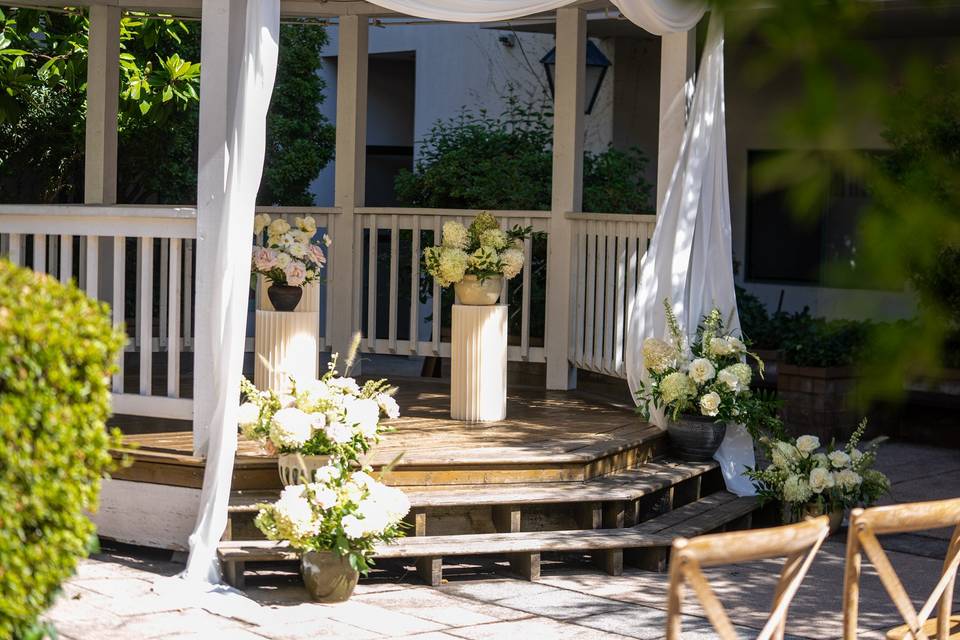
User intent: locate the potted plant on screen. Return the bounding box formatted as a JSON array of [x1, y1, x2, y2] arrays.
[[422, 212, 530, 305], [778, 317, 870, 442], [635, 300, 765, 461], [254, 461, 410, 602], [238, 352, 400, 485], [746, 419, 890, 532], [251, 213, 330, 311]]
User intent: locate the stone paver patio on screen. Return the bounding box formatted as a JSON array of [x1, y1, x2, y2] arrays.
[[46, 442, 960, 640]]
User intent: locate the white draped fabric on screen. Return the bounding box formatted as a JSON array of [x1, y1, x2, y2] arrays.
[[182, 0, 743, 585], [624, 15, 756, 496], [183, 0, 281, 582], [363, 0, 705, 34]]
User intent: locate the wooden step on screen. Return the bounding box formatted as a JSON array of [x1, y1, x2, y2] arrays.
[[218, 491, 756, 588], [228, 459, 718, 513]]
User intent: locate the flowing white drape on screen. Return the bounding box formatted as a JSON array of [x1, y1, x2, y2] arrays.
[[624, 14, 756, 496], [364, 0, 705, 33], [183, 0, 281, 582]]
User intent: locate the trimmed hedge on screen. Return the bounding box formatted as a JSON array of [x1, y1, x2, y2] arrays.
[[0, 260, 125, 638]]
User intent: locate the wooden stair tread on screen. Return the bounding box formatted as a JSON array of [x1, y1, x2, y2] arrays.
[[218, 491, 755, 561], [227, 459, 717, 513]]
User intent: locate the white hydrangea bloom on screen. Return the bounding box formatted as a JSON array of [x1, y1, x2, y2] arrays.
[[441, 221, 469, 249], [479, 228, 508, 250], [642, 338, 676, 374], [328, 376, 361, 395], [325, 422, 353, 444], [809, 467, 836, 494], [275, 485, 319, 537], [660, 372, 696, 405], [341, 515, 366, 539], [344, 397, 380, 438], [783, 474, 813, 503], [437, 248, 469, 287], [237, 402, 259, 429], [269, 408, 315, 448], [376, 393, 400, 419], [308, 485, 338, 510], [688, 358, 717, 384], [500, 248, 524, 280]]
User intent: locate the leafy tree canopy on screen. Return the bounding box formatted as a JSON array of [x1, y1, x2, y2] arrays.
[[0, 7, 334, 205]]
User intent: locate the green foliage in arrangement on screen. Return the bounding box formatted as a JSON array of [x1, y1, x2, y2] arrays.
[[0, 260, 125, 639], [395, 98, 654, 213]]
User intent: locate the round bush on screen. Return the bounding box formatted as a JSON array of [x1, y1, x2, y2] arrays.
[[0, 260, 125, 638]]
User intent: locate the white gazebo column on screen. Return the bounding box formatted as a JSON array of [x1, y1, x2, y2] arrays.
[[193, 0, 235, 455], [545, 7, 586, 391], [330, 15, 368, 371], [656, 30, 696, 213], [85, 3, 120, 300]]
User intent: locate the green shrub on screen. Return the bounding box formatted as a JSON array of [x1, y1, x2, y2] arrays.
[[781, 316, 870, 368], [0, 260, 125, 638], [395, 98, 653, 213]]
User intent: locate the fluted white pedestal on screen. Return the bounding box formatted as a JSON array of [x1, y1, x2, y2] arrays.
[[450, 304, 507, 422], [254, 310, 319, 394]]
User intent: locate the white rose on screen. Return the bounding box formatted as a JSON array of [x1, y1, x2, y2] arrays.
[[725, 336, 746, 353], [376, 393, 400, 419], [288, 242, 307, 258], [313, 463, 340, 484], [688, 358, 717, 384], [828, 450, 851, 469], [708, 337, 733, 357], [325, 422, 353, 444], [812, 453, 830, 468], [796, 435, 821, 456], [283, 261, 307, 287], [836, 468, 862, 490], [275, 251, 292, 268], [237, 402, 259, 429], [328, 376, 361, 395], [717, 369, 741, 392], [699, 391, 721, 417], [269, 407, 315, 448], [809, 467, 836, 494]]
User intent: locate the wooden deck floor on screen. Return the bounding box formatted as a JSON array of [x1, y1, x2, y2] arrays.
[[114, 378, 665, 489]]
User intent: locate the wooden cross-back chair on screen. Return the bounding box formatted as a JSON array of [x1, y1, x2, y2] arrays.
[[666, 516, 831, 640], [843, 497, 960, 640]]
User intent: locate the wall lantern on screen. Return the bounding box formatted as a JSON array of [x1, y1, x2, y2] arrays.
[[540, 40, 611, 115]]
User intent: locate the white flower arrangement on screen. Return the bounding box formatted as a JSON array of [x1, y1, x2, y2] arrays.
[[238, 353, 398, 458], [422, 212, 531, 286], [251, 213, 330, 288], [255, 461, 410, 574], [746, 419, 890, 521], [635, 299, 765, 424]]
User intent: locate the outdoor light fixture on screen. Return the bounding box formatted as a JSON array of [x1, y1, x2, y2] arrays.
[[540, 40, 611, 115]]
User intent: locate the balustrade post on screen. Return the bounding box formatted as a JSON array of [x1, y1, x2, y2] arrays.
[[330, 15, 369, 373], [545, 7, 586, 390], [656, 30, 696, 214]]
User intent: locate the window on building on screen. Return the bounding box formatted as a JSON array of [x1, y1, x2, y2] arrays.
[[745, 149, 889, 289]]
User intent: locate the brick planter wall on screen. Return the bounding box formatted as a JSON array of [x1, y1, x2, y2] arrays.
[[777, 364, 861, 442]]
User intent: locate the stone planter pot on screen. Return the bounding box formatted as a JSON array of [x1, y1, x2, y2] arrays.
[[267, 284, 303, 312], [777, 364, 860, 442], [454, 275, 502, 305], [301, 551, 359, 603], [277, 453, 330, 486], [666, 414, 727, 462]]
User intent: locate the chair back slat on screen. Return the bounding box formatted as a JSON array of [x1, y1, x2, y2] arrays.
[[843, 498, 960, 640], [667, 516, 831, 640]]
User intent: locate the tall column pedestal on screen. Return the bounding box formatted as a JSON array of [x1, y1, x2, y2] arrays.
[[254, 310, 319, 394], [450, 304, 507, 422]]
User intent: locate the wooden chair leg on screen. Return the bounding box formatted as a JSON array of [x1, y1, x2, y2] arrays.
[[843, 517, 864, 640], [937, 526, 959, 639], [666, 547, 685, 640]]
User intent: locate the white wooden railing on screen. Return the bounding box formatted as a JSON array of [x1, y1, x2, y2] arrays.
[[0, 205, 656, 423], [569, 212, 656, 378], [0, 205, 197, 419], [354, 208, 550, 363]]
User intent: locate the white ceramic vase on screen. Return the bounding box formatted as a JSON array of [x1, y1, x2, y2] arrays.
[[454, 275, 502, 305]]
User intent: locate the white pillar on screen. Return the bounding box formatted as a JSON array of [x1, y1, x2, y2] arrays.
[[545, 7, 585, 391], [85, 4, 120, 301], [193, 0, 236, 455], [656, 30, 696, 213], [330, 15, 368, 371]]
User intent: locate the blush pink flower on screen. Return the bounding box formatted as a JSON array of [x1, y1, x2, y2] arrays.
[[284, 260, 307, 286], [252, 246, 278, 271], [307, 244, 326, 267]]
